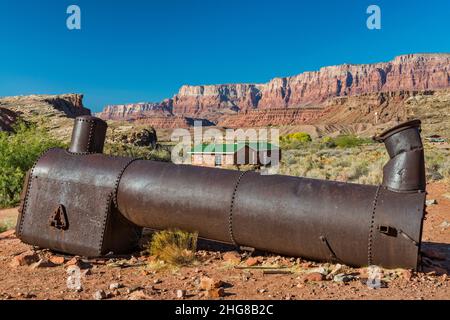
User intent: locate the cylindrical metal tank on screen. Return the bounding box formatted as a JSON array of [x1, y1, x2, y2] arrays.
[[117, 120, 426, 269]]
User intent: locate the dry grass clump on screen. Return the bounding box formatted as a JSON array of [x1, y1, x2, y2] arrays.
[[146, 229, 198, 267]]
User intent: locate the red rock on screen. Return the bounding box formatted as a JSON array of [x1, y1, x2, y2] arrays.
[[303, 272, 325, 282], [0, 229, 15, 239], [245, 257, 261, 267], [222, 251, 241, 264], [10, 251, 40, 267], [66, 256, 81, 266], [402, 270, 413, 281], [206, 288, 225, 298], [49, 256, 65, 265], [199, 277, 224, 291]]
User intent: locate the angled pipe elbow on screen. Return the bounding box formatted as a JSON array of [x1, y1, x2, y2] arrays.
[[375, 120, 426, 193]]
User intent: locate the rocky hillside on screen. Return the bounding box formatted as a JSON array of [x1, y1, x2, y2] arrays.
[[0, 94, 90, 140], [97, 53, 450, 128]]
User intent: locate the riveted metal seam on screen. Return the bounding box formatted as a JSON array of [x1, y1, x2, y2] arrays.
[[368, 185, 382, 266], [86, 120, 95, 153], [98, 157, 140, 254], [112, 158, 140, 208], [228, 170, 251, 246]]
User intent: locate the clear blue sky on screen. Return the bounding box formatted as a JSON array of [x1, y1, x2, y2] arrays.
[[0, 0, 449, 112]]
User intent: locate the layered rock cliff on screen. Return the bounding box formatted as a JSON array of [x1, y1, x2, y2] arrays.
[[98, 53, 450, 127], [0, 94, 90, 139], [100, 100, 173, 121]]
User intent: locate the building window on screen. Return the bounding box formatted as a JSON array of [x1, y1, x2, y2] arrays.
[[215, 155, 222, 166]]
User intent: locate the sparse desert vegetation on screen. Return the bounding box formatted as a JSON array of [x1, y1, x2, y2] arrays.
[[146, 229, 198, 267], [279, 135, 450, 185]]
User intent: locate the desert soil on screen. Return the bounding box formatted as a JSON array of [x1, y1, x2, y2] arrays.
[[0, 182, 449, 300]]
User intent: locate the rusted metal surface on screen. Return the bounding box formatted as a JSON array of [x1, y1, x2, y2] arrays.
[[374, 119, 425, 192], [17, 148, 142, 257], [17, 117, 426, 269], [68, 116, 107, 154]]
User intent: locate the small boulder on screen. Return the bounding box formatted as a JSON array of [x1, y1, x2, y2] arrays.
[[10, 251, 39, 267], [199, 276, 224, 291], [93, 290, 107, 300], [31, 259, 57, 269], [176, 289, 186, 299], [49, 256, 65, 265], [245, 257, 261, 267], [206, 288, 225, 298], [303, 272, 324, 282], [223, 251, 241, 264]]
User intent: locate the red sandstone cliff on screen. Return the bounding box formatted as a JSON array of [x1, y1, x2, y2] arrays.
[[97, 53, 450, 127]]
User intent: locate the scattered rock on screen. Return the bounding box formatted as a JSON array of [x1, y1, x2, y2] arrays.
[[245, 257, 261, 267], [66, 256, 81, 266], [199, 276, 224, 291], [10, 251, 39, 267], [223, 251, 241, 264], [128, 290, 150, 300], [439, 221, 450, 230], [358, 268, 369, 278], [110, 289, 121, 297], [333, 273, 356, 283], [125, 286, 143, 294], [402, 269, 413, 281], [19, 292, 36, 299], [426, 199, 438, 206], [49, 256, 65, 265], [176, 289, 186, 299], [93, 290, 107, 300], [153, 279, 162, 284], [303, 272, 324, 282], [207, 288, 225, 298], [258, 288, 267, 294], [0, 229, 15, 239], [65, 256, 92, 269], [109, 283, 122, 290], [326, 264, 344, 279], [31, 259, 57, 269]]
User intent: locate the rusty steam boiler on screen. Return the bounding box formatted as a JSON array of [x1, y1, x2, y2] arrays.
[[16, 116, 426, 269]]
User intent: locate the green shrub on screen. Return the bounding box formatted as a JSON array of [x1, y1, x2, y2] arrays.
[[0, 122, 65, 208], [280, 132, 312, 149], [321, 136, 337, 148], [332, 135, 372, 148], [282, 132, 312, 143]]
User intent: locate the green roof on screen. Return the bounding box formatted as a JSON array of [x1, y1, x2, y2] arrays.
[[189, 142, 279, 154]]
